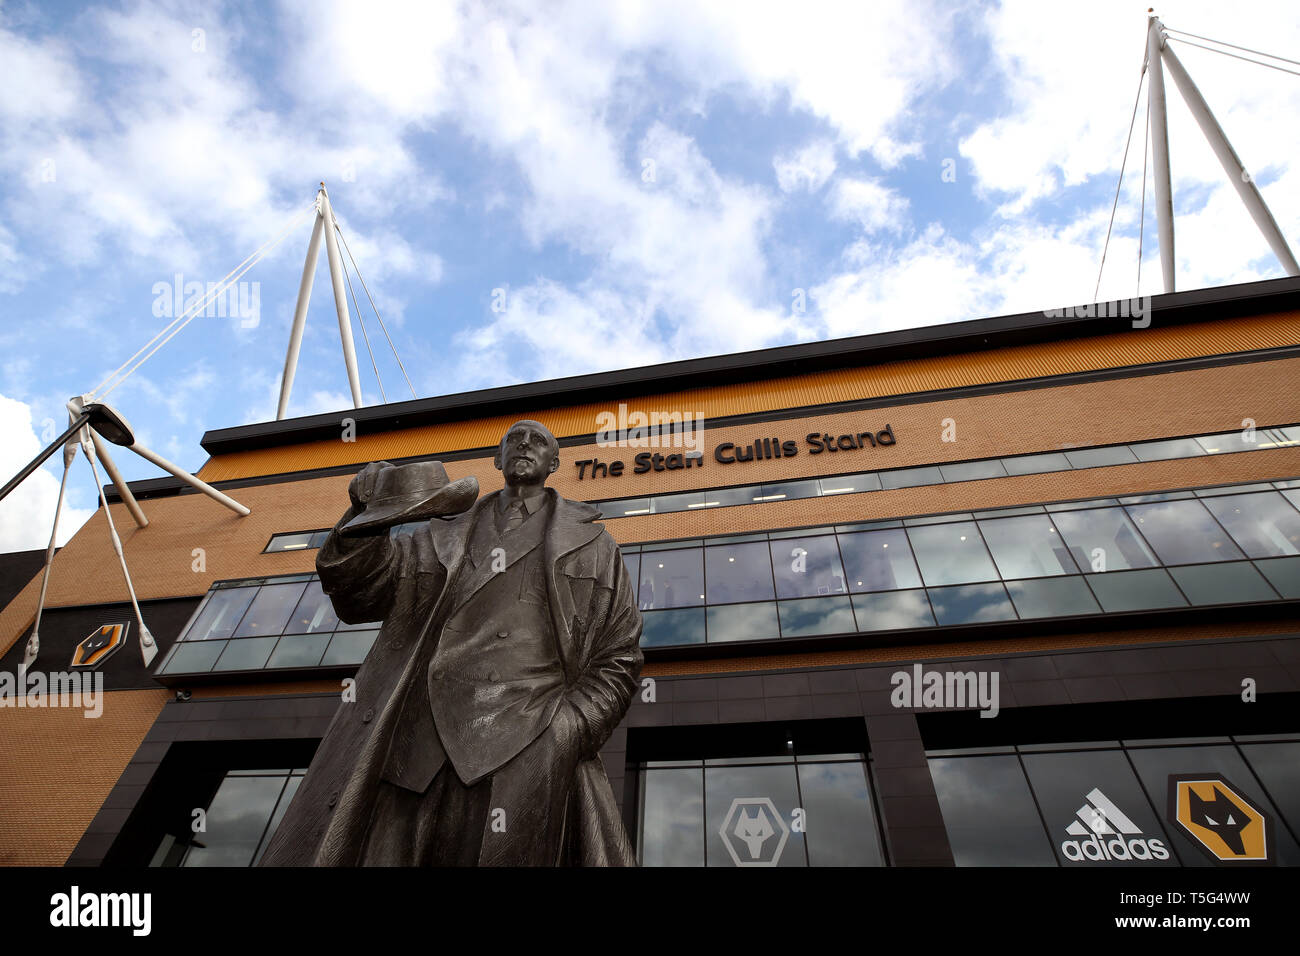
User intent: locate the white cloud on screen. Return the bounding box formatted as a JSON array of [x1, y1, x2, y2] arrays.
[[0, 393, 94, 552], [829, 177, 910, 234], [774, 140, 837, 193]]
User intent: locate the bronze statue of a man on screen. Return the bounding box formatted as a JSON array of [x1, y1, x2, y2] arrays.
[[260, 420, 644, 866]]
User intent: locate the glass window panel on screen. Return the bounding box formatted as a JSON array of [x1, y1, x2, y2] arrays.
[[706, 602, 780, 643], [706, 541, 775, 603], [769, 537, 847, 598], [929, 755, 1057, 866], [706, 764, 805, 867], [182, 587, 257, 642], [254, 774, 303, 865], [653, 494, 691, 515], [639, 768, 704, 867], [638, 548, 704, 609], [1085, 569, 1187, 612], [880, 466, 943, 490], [1201, 492, 1300, 558], [753, 479, 820, 503], [838, 529, 922, 592], [939, 459, 1006, 483], [1167, 563, 1279, 605], [798, 762, 884, 866], [1125, 500, 1243, 565], [622, 552, 640, 605], [267, 532, 314, 553], [321, 629, 379, 666], [1287, 489, 1300, 512], [157, 640, 226, 674], [213, 636, 278, 672], [1281, 426, 1300, 443], [851, 590, 934, 630], [1240, 743, 1300, 842], [233, 581, 309, 638], [927, 583, 1016, 625], [819, 473, 881, 495], [1063, 445, 1138, 469], [1002, 452, 1072, 475], [1052, 507, 1158, 571], [266, 633, 331, 669], [906, 522, 999, 586], [1118, 491, 1195, 504], [1130, 437, 1207, 461], [310, 530, 330, 548], [1020, 750, 1178, 867], [1195, 431, 1259, 455], [1006, 577, 1101, 619], [777, 597, 857, 637], [335, 616, 383, 631], [285, 581, 340, 634], [182, 775, 289, 867], [1129, 745, 1300, 867], [614, 498, 653, 517], [1255, 556, 1300, 598], [978, 514, 1079, 578], [640, 608, 705, 647]]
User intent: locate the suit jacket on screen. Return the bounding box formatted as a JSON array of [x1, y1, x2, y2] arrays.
[[258, 485, 644, 866]]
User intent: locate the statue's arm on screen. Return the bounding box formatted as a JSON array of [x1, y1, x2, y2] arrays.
[[315, 501, 403, 625], [562, 539, 644, 758]]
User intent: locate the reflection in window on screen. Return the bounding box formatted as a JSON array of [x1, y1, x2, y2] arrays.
[[777, 597, 857, 637], [1005, 577, 1100, 618], [1052, 508, 1158, 572], [927, 583, 1016, 626], [929, 755, 1057, 866], [184, 587, 257, 642], [978, 514, 1078, 579], [705, 542, 775, 604], [233, 581, 308, 638], [906, 522, 998, 586], [153, 769, 305, 867], [838, 529, 922, 592], [286, 581, 340, 634], [706, 602, 780, 643], [1201, 492, 1300, 558], [1125, 500, 1243, 565], [851, 590, 934, 630], [769, 537, 846, 598], [638, 548, 704, 609], [1085, 569, 1187, 612]]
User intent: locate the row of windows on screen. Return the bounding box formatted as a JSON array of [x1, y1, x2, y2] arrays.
[[154, 574, 380, 675], [259, 424, 1300, 551], [929, 736, 1300, 866], [627, 480, 1300, 646], [165, 729, 1299, 867], [158, 478, 1300, 673], [593, 424, 1300, 518]]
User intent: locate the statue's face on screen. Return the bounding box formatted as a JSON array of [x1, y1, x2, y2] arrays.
[[495, 421, 559, 487]]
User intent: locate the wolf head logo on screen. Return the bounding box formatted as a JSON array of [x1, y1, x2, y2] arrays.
[[1187, 786, 1249, 856], [733, 807, 775, 859]]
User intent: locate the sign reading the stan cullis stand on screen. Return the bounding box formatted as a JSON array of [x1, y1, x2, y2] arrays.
[[573, 424, 896, 481]]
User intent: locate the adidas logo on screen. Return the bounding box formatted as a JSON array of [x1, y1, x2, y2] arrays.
[[1060, 788, 1170, 862]]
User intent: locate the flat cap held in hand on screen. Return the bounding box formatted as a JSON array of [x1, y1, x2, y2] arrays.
[[339, 461, 479, 536]]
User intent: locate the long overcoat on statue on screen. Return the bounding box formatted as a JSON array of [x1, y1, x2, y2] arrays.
[[259, 485, 643, 866]]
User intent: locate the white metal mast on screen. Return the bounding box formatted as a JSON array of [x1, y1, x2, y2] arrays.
[[1145, 13, 1300, 291]]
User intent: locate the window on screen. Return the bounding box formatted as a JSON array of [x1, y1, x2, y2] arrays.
[[152, 768, 306, 867], [636, 720, 885, 867], [156, 573, 380, 677]]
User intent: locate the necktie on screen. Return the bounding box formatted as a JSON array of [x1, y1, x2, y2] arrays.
[[500, 499, 526, 534]]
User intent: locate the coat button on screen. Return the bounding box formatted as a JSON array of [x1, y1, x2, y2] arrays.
[[327, 790, 339, 808], [488, 671, 500, 682], [362, 707, 374, 723], [496, 630, 509, 639]]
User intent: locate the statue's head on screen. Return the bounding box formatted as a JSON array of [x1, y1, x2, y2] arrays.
[[494, 420, 560, 489]]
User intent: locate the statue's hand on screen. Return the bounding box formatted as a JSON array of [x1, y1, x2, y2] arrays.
[[347, 461, 395, 511]]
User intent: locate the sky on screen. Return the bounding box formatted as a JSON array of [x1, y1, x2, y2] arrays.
[[1, 0, 1298, 553]]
